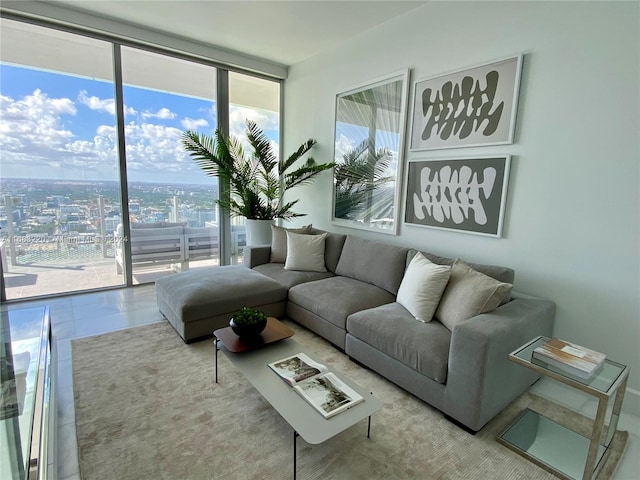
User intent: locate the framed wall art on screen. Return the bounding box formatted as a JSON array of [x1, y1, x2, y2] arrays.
[[409, 55, 522, 151], [404, 156, 511, 237], [332, 69, 410, 235]]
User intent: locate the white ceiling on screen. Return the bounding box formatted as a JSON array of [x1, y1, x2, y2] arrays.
[[46, 0, 428, 67]]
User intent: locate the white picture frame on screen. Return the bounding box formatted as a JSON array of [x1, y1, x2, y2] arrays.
[[331, 69, 410, 235], [404, 156, 511, 237], [409, 55, 523, 151]]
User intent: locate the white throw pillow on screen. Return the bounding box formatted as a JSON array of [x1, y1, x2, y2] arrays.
[[284, 232, 327, 272], [396, 252, 451, 323], [269, 224, 313, 263]]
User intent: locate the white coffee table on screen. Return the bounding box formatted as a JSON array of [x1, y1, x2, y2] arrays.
[[213, 322, 383, 479]]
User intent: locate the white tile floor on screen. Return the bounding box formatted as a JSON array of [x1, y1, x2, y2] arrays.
[[3, 285, 639, 479]]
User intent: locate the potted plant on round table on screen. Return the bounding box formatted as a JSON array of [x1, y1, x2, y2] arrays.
[[229, 307, 268, 338], [181, 119, 334, 245]]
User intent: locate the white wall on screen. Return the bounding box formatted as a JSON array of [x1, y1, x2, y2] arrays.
[[284, 1, 640, 413]]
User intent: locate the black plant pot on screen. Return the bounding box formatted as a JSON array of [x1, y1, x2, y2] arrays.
[[229, 317, 267, 338]]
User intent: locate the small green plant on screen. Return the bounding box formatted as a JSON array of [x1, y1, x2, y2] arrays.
[[233, 307, 267, 326]]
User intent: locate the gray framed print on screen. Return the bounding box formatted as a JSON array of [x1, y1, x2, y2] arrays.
[[409, 55, 522, 151], [404, 156, 511, 237], [332, 69, 410, 235]]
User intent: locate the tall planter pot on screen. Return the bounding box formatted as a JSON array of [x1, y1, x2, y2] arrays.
[[245, 219, 274, 246]]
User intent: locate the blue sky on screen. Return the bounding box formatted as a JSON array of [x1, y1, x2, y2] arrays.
[[0, 64, 279, 185]]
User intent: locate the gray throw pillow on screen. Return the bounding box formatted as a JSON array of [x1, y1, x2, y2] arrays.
[[270, 224, 312, 263], [435, 259, 513, 331]]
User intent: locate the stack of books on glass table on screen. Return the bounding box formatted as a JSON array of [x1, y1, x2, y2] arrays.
[[268, 352, 364, 419], [532, 337, 606, 380]]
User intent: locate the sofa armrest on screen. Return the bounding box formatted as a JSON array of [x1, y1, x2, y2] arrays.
[[444, 293, 555, 431], [243, 245, 272, 268]]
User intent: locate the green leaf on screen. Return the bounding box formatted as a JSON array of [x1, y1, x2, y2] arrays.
[[182, 121, 332, 219]]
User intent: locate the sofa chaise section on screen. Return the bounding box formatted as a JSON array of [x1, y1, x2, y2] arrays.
[[156, 265, 287, 342]]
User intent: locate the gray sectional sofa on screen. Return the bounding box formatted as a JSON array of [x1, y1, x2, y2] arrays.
[[243, 228, 555, 431]]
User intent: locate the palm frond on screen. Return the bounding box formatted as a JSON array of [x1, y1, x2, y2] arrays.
[[283, 159, 334, 191], [246, 120, 277, 174], [279, 139, 317, 175], [183, 121, 331, 219]]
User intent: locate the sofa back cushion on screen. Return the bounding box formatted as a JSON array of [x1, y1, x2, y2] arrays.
[[310, 228, 347, 273], [336, 236, 409, 294]]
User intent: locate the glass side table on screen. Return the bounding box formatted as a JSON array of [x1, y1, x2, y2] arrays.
[[497, 336, 629, 480]]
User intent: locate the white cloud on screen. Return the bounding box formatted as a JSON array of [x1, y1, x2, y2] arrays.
[[229, 106, 279, 139], [334, 133, 355, 162], [142, 107, 176, 120], [180, 117, 209, 130], [77, 90, 136, 116], [0, 90, 76, 156], [0, 90, 121, 179], [0, 88, 279, 183], [121, 121, 201, 178]]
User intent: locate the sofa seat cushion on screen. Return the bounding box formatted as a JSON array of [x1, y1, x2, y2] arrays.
[[347, 302, 451, 384], [254, 263, 335, 290], [288, 276, 396, 330]]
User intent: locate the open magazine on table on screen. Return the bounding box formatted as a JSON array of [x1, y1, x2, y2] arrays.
[[268, 352, 364, 419]]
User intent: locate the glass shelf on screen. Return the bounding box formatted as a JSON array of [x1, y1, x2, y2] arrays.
[[498, 409, 607, 480], [1, 306, 51, 480], [510, 336, 627, 395], [502, 336, 629, 480]]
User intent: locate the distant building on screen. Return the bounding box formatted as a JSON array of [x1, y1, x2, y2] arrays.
[[46, 195, 70, 208]]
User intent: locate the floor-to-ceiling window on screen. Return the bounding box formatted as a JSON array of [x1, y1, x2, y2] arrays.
[[0, 17, 281, 300], [228, 71, 281, 264], [0, 18, 125, 299], [120, 46, 219, 283]]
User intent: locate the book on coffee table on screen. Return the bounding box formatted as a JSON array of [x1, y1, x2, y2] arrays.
[[269, 353, 364, 418], [532, 337, 606, 379], [268, 352, 329, 386]]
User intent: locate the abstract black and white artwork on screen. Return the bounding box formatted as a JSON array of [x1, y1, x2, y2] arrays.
[[410, 56, 522, 151], [404, 156, 510, 237]]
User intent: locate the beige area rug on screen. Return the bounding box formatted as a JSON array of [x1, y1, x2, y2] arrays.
[[72, 321, 628, 480]]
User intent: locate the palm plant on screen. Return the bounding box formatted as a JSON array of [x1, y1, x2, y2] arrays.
[[181, 120, 334, 220]]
